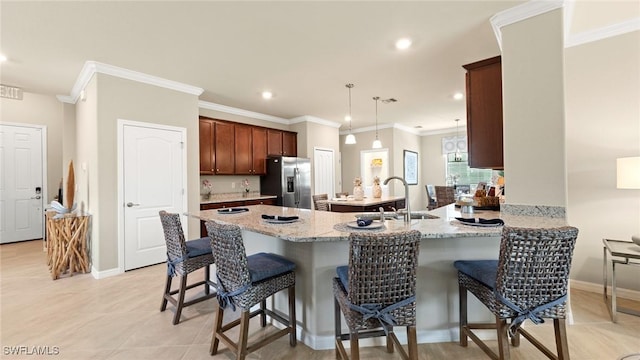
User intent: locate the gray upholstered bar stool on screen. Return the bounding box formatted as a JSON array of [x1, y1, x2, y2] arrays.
[[158, 211, 217, 325], [454, 226, 579, 360], [333, 230, 422, 360], [205, 220, 296, 360]]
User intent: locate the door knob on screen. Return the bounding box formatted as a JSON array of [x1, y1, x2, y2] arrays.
[[126, 202, 140, 207], [31, 195, 42, 199]]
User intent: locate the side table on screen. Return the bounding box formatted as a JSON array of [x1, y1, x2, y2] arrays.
[[602, 238, 640, 322], [46, 213, 91, 280]]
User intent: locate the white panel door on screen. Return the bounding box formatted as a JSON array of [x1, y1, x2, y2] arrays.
[[123, 124, 184, 271], [313, 148, 335, 197], [0, 125, 44, 243]]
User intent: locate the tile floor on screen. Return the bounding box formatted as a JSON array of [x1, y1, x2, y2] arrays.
[[1, 240, 639, 359]]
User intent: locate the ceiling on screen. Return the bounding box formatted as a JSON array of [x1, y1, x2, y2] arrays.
[[2, 1, 630, 133]]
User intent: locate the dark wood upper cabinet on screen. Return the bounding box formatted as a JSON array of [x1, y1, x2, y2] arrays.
[[199, 116, 295, 175], [234, 124, 253, 174], [251, 127, 267, 175], [234, 125, 267, 175], [267, 129, 283, 156], [463, 55, 504, 170], [267, 129, 297, 157], [282, 131, 297, 157], [199, 119, 215, 174], [213, 121, 235, 174]]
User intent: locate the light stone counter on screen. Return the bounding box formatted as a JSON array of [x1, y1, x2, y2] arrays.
[[195, 204, 566, 242], [192, 204, 567, 350]]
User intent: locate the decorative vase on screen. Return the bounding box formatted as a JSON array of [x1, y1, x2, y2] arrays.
[[372, 184, 382, 198], [353, 186, 364, 201]]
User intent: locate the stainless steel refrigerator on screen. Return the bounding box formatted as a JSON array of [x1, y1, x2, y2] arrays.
[[260, 156, 311, 209]]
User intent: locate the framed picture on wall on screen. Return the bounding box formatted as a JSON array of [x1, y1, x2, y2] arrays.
[[403, 150, 418, 185]]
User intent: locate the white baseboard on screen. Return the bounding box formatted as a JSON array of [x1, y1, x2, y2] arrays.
[[570, 279, 640, 301], [91, 266, 122, 279]]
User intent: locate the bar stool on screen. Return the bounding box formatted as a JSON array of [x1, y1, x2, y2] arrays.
[[333, 230, 422, 360], [435, 186, 455, 208], [313, 193, 329, 211], [205, 220, 296, 360], [454, 226, 579, 360], [158, 210, 217, 325]]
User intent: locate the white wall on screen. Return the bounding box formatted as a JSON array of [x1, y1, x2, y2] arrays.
[[501, 9, 567, 207], [76, 73, 200, 271], [565, 30, 640, 290]]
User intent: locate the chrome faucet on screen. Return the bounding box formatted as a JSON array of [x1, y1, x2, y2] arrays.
[[383, 176, 411, 223]]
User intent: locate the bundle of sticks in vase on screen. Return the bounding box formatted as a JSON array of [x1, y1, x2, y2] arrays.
[[46, 161, 91, 279]]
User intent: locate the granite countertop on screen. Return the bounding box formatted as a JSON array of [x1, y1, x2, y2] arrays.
[[201, 192, 277, 205], [191, 204, 567, 243], [325, 195, 405, 206]]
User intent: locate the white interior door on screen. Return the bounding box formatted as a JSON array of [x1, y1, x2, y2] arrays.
[[313, 148, 335, 197], [0, 124, 45, 243], [123, 122, 185, 271]]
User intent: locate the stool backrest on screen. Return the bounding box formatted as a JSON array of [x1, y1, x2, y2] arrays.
[[159, 210, 188, 261], [312, 193, 329, 210], [496, 226, 578, 310], [205, 220, 251, 291], [435, 186, 455, 207], [347, 230, 421, 306]]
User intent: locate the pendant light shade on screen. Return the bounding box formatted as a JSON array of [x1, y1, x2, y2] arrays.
[[344, 84, 356, 145], [372, 96, 381, 149], [345, 133, 356, 144]]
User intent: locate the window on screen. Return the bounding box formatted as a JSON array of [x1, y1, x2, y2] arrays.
[[445, 153, 494, 191]]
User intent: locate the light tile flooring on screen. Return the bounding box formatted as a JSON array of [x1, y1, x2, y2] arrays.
[[1, 240, 639, 360]]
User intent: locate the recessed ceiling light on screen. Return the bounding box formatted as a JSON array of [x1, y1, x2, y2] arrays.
[[453, 92, 464, 100], [395, 38, 412, 50], [262, 91, 273, 100], [0, 54, 7, 62]]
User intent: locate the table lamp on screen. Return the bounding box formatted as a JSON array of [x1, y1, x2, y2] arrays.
[[617, 156, 640, 246]]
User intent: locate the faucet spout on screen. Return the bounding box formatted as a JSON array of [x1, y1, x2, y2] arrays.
[[383, 176, 411, 224]]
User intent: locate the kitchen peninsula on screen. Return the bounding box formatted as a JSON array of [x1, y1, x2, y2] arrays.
[[193, 204, 566, 350]]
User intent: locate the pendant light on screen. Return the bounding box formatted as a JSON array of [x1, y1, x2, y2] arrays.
[[372, 96, 382, 149], [454, 118, 463, 162], [344, 84, 356, 145]]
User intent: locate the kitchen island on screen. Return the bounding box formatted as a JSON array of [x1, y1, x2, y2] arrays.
[[193, 204, 566, 350]]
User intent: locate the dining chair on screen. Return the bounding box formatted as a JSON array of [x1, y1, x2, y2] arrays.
[[425, 185, 437, 210], [454, 226, 579, 360], [435, 186, 456, 208], [205, 220, 297, 360], [333, 230, 422, 360], [158, 210, 217, 325], [313, 193, 329, 211]]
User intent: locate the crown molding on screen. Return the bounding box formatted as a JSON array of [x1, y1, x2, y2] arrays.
[[198, 100, 289, 124], [565, 17, 640, 48], [490, 0, 565, 50], [393, 123, 422, 136], [289, 115, 341, 129], [57, 61, 204, 104]]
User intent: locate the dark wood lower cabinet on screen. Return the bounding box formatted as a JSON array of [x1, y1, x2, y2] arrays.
[[330, 199, 405, 213], [200, 198, 276, 236]]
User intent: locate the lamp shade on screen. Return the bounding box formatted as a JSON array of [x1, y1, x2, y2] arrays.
[[372, 139, 382, 149], [617, 157, 640, 189], [345, 133, 356, 145]]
